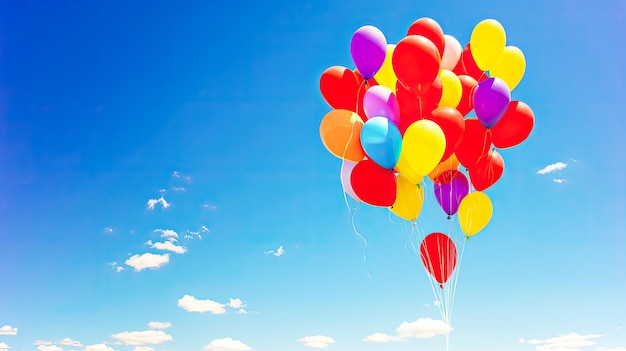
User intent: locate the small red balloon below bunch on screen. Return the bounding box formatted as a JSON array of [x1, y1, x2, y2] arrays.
[[318, 17, 535, 293]]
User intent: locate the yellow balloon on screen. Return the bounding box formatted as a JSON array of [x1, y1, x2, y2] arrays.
[[458, 191, 493, 236], [469, 19, 506, 71], [394, 152, 424, 184], [400, 120, 446, 176], [489, 46, 526, 91], [438, 69, 462, 108], [390, 175, 425, 221], [373, 44, 398, 91]]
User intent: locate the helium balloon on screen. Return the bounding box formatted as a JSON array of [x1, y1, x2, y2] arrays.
[[489, 46, 526, 91], [438, 69, 462, 109], [393, 35, 441, 92], [351, 25, 387, 79], [360, 117, 403, 169], [319, 109, 366, 162], [490, 101, 535, 149], [453, 43, 484, 81], [395, 77, 442, 134], [340, 160, 362, 202], [401, 119, 446, 176], [473, 77, 511, 128], [428, 153, 460, 181], [350, 159, 397, 207], [455, 118, 491, 168], [363, 85, 400, 125], [468, 149, 504, 191], [420, 232, 457, 284], [458, 191, 493, 236], [441, 35, 462, 71], [373, 44, 398, 91], [319, 66, 360, 112], [425, 107, 465, 162], [394, 151, 424, 184], [434, 170, 469, 216], [469, 19, 506, 71], [407, 17, 446, 58], [391, 175, 425, 221], [456, 75, 477, 116]]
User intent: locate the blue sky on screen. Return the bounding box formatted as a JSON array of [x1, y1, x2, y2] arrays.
[[1, 1, 625, 351]]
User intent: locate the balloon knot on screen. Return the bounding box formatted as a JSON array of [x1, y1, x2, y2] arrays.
[[439, 284, 444, 289], [447, 215, 451, 220], [466, 236, 470, 241]]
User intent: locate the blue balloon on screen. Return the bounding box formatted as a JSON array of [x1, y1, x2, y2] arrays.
[[360, 117, 402, 169]]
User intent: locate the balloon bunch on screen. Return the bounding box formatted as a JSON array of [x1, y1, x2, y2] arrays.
[[319, 18, 534, 293]]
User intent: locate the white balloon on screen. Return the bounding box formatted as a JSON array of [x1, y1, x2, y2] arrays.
[[340, 160, 362, 202]]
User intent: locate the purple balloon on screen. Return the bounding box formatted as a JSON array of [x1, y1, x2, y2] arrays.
[[363, 85, 400, 125], [434, 171, 470, 216], [350, 25, 387, 79], [472, 77, 511, 128]]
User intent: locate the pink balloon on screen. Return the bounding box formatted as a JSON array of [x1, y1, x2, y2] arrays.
[[441, 35, 462, 70], [341, 160, 362, 202], [363, 85, 400, 125]]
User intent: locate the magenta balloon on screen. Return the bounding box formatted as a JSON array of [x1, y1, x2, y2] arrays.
[[363, 85, 400, 125], [472, 77, 511, 128], [434, 171, 470, 216], [350, 25, 387, 79]]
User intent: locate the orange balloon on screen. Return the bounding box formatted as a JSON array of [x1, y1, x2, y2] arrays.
[[428, 153, 460, 181], [319, 109, 366, 162]]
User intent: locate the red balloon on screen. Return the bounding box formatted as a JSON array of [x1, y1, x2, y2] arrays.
[[453, 43, 485, 82], [455, 118, 492, 169], [468, 149, 504, 191], [456, 75, 478, 116], [420, 232, 457, 285], [392, 35, 441, 92], [407, 17, 446, 58], [433, 169, 460, 185], [425, 107, 465, 162], [490, 101, 535, 149], [395, 78, 441, 134], [350, 159, 396, 207], [320, 66, 359, 111]]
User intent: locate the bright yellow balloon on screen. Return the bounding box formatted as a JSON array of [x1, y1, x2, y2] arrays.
[[394, 152, 424, 184], [401, 120, 446, 176], [373, 44, 398, 91], [438, 69, 462, 108], [469, 19, 506, 71], [489, 46, 526, 91], [390, 175, 425, 221], [458, 191, 493, 236]]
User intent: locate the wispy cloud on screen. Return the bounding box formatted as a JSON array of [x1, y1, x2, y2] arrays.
[[147, 196, 170, 210], [264, 246, 285, 257], [364, 318, 451, 343], [553, 178, 566, 183], [111, 330, 173, 346], [37, 345, 62, 351], [202, 202, 217, 210], [104, 227, 114, 233], [133, 347, 155, 351], [146, 240, 187, 254], [109, 261, 125, 272], [172, 171, 191, 183], [148, 322, 172, 330], [33, 340, 52, 345], [83, 343, 117, 351], [125, 253, 170, 272], [537, 162, 567, 175], [59, 338, 82, 347], [201, 225, 209, 233], [527, 333, 605, 351], [203, 338, 251, 351], [298, 335, 335, 349], [178, 295, 227, 314], [172, 187, 186, 192], [0, 325, 17, 336], [154, 229, 179, 239]]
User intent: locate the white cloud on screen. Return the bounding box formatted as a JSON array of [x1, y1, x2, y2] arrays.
[[227, 298, 246, 309], [109, 262, 125, 272], [133, 347, 155, 351], [34, 341, 53, 345], [111, 330, 173, 346], [104, 227, 114, 233], [298, 336, 335, 349], [553, 178, 566, 183], [116, 266, 125, 272], [520, 338, 527, 343], [0, 325, 17, 336], [264, 246, 285, 257], [235, 309, 248, 314], [528, 333, 604, 351], [148, 322, 172, 330], [125, 253, 170, 272], [172, 171, 181, 178], [37, 345, 63, 351], [148, 240, 187, 254], [155, 229, 179, 239], [537, 162, 567, 175], [0, 342, 9, 351], [597, 348, 626, 351], [178, 295, 227, 314], [59, 338, 82, 347], [147, 196, 170, 210], [397, 318, 452, 339], [172, 187, 186, 191], [202, 203, 217, 210], [363, 333, 402, 342], [83, 344, 116, 351], [203, 338, 251, 351], [201, 225, 209, 232]]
